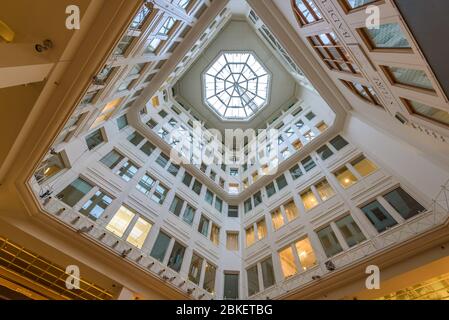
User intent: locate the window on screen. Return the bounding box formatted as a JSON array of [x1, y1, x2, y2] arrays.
[[140, 141, 155, 156], [57, 178, 93, 207], [210, 224, 220, 245], [114, 35, 134, 55], [203, 52, 270, 120], [150, 232, 171, 262], [342, 80, 381, 106], [80, 190, 112, 220], [257, 219, 267, 240], [335, 215, 366, 247], [145, 38, 161, 53], [261, 257, 275, 289], [167, 163, 180, 177], [34, 153, 66, 184], [169, 196, 184, 216], [335, 167, 358, 188], [289, 164, 303, 180], [271, 208, 284, 230], [182, 172, 193, 187], [276, 174, 288, 190], [136, 174, 155, 195], [316, 121, 328, 133], [244, 198, 252, 213], [329, 135, 348, 150], [266, 182, 276, 197], [128, 131, 144, 146], [405, 99, 449, 127], [308, 32, 359, 74], [155, 153, 170, 168], [188, 254, 203, 285], [341, 0, 378, 10], [198, 215, 210, 237], [230, 168, 239, 176], [183, 204, 196, 225], [151, 184, 168, 204], [192, 180, 202, 195], [316, 145, 334, 160], [85, 129, 104, 150], [100, 150, 124, 169], [116, 161, 139, 182], [301, 189, 319, 211], [315, 179, 335, 201], [295, 238, 317, 270], [106, 206, 135, 238], [279, 247, 298, 278], [203, 263, 217, 294], [205, 189, 214, 205], [126, 218, 152, 249], [253, 192, 262, 207], [351, 155, 377, 177], [228, 205, 239, 218], [361, 200, 397, 233], [383, 187, 425, 219], [226, 232, 239, 251], [360, 23, 411, 50], [246, 226, 255, 247], [223, 273, 239, 300], [292, 139, 303, 150], [116, 115, 128, 129], [130, 5, 151, 30], [168, 241, 185, 272], [215, 197, 223, 213], [284, 201, 299, 222], [301, 156, 316, 172], [247, 265, 259, 296], [293, 0, 322, 26], [383, 66, 433, 91], [159, 17, 176, 35], [317, 225, 343, 258]]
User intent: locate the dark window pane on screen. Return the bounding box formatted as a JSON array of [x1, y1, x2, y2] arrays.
[[361, 200, 397, 233], [223, 273, 239, 300], [384, 187, 425, 219], [150, 232, 171, 262]]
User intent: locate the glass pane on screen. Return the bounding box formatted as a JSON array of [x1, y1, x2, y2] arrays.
[[284, 201, 299, 222], [335, 167, 358, 188], [295, 237, 317, 270], [223, 273, 239, 300], [346, 0, 377, 9], [301, 189, 319, 210], [168, 241, 185, 272], [246, 226, 255, 247], [247, 265, 259, 296], [361, 200, 398, 233], [352, 156, 377, 177], [383, 187, 425, 219], [203, 263, 216, 294], [188, 254, 203, 285], [407, 100, 449, 126], [101, 150, 123, 169], [261, 257, 275, 289], [317, 145, 334, 160], [80, 190, 112, 220], [388, 67, 433, 90], [364, 23, 410, 49], [126, 218, 152, 248], [150, 232, 171, 262], [271, 209, 285, 230], [57, 178, 93, 207], [329, 135, 348, 150], [317, 226, 343, 258], [279, 247, 298, 278], [106, 206, 135, 238], [226, 233, 239, 251], [316, 179, 335, 201], [335, 215, 366, 247], [257, 220, 267, 240]]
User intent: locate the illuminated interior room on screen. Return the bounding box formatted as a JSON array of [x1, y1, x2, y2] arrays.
[[0, 0, 449, 300]]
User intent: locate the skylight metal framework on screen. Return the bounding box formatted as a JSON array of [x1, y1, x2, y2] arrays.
[[203, 51, 271, 121]]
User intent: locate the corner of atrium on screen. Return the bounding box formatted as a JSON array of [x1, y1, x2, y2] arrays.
[[1, 0, 449, 304]]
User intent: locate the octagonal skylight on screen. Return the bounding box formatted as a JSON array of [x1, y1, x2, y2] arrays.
[[203, 52, 270, 121]]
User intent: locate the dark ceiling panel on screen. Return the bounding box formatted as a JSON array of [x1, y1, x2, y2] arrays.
[[395, 0, 449, 98]]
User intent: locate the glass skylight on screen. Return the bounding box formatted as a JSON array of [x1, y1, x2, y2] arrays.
[[203, 52, 270, 121]]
